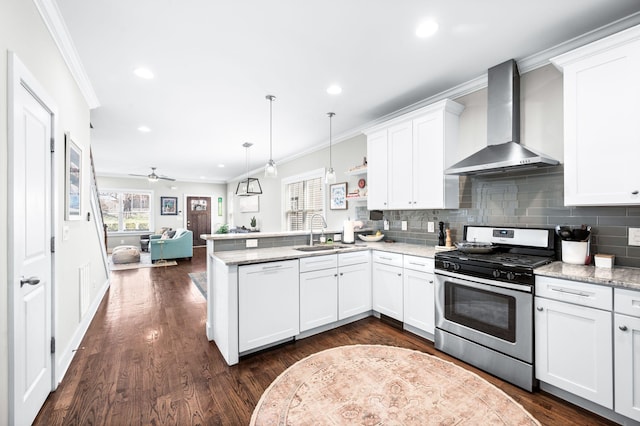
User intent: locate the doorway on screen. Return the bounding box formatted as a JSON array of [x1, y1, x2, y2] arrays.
[[186, 196, 211, 246], [8, 53, 57, 425]]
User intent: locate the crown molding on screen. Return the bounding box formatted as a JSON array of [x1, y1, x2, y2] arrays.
[[33, 0, 100, 108]]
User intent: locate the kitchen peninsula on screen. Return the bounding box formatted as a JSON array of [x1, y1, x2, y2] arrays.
[[202, 231, 436, 365]]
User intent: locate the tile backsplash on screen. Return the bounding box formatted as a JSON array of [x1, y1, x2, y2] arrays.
[[376, 165, 640, 268]]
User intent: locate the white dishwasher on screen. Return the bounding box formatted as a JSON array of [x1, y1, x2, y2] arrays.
[[238, 259, 299, 353]]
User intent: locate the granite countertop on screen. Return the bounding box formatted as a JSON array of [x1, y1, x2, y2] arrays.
[[535, 261, 640, 291], [212, 241, 438, 266]]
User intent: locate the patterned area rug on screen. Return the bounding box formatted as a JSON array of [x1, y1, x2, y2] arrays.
[[109, 252, 177, 271], [189, 272, 207, 298], [251, 344, 540, 425]]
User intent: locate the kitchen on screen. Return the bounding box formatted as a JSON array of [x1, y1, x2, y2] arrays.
[[205, 25, 640, 425], [4, 1, 640, 425]]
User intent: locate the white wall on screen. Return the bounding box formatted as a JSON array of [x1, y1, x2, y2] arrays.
[[1, 0, 109, 422], [230, 134, 368, 232], [97, 176, 227, 248]]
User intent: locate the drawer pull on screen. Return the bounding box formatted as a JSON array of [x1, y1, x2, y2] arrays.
[[536, 307, 543, 311], [632, 190, 639, 195], [549, 286, 592, 298], [409, 262, 426, 267], [262, 264, 283, 270], [379, 257, 394, 261], [620, 325, 629, 331]]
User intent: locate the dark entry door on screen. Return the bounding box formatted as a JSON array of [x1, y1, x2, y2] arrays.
[[186, 196, 211, 246]]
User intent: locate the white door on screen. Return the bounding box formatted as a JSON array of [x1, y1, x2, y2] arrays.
[[9, 53, 55, 425]]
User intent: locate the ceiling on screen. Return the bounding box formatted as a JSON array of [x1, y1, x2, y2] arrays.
[[53, 0, 640, 183]]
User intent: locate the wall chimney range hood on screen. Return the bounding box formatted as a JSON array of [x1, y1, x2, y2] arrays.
[[445, 59, 558, 175]]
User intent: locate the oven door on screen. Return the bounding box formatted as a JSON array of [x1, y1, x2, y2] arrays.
[[435, 270, 533, 363]]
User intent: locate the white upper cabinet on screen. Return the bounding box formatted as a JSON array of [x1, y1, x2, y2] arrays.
[[552, 25, 640, 206], [364, 99, 464, 210]]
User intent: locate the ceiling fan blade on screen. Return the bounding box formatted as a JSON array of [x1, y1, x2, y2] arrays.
[[158, 176, 176, 181], [128, 173, 149, 177]]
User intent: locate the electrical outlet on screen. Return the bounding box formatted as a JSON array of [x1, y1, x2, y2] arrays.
[[629, 228, 640, 246], [428, 221, 435, 233], [246, 239, 258, 248], [383, 220, 389, 231], [120, 239, 124, 244], [334, 234, 342, 242], [401, 221, 408, 231]]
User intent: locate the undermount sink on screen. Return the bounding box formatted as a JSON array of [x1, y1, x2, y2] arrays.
[[295, 245, 349, 252]]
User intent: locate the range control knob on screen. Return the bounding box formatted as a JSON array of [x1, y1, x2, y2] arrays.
[[452, 263, 461, 271], [506, 272, 516, 281], [442, 261, 450, 269], [492, 270, 501, 278]]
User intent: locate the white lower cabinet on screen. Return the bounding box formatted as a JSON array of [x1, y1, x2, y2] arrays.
[[238, 260, 300, 352], [614, 288, 640, 422], [299, 255, 338, 332], [372, 251, 403, 321], [338, 251, 371, 319], [535, 276, 613, 409], [403, 256, 435, 335]]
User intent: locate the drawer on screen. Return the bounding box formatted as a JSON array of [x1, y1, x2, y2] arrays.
[[299, 254, 338, 273], [338, 250, 370, 267], [615, 288, 640, 318], [403, 255, 434, 273], [372, 250, 403, 267], [535, 276, 612, 311]]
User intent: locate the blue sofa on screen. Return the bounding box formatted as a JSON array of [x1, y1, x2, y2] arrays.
[[149, 228, 193, 262]]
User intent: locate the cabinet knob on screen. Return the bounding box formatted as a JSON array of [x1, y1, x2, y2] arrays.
[[397, 273, 402, 277], [620, 325, 629, 331], [633, 190, 639, 195], [536, 307, 543, 311]]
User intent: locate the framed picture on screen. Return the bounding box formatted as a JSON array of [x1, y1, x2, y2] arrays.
[[239, 195, 259, 213], [330, 182, 347, 210], [160, 196, 178, 215], [65, 133, 82, 220]]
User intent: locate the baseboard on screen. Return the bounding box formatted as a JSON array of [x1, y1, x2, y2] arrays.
[[55, 278, 110, 386]]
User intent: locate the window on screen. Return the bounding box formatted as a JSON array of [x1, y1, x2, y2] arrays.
[[99, 190, 153, 233], [283, 169, 325, 231]]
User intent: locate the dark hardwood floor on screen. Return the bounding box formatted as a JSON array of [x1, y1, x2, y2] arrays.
[[34, 246, 617, 425]]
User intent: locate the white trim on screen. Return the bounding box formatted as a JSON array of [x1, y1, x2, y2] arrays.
[[32, 0, 100, 108]]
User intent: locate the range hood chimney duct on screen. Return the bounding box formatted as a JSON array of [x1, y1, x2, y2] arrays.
[[445, 59, 558, 175]]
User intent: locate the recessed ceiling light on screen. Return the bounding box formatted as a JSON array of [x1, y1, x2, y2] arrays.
[[138, 126, 151, 132], [133, 67, 154, 79], [200, 176, 207, 179], [416, 19, 439, 38], [327, 85, 342, 95], [218, 164, 225, 168]]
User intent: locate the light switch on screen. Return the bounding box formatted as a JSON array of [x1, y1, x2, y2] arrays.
[[383, 220, 389, 231], [246, 239, 258, 248], [63, 225, 70, 241], [428, 221, 435, 233], [401, 221, 408, 231], [629, 228, 640, 246]]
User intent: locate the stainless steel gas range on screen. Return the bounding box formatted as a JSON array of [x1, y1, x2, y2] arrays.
[[434, 225, 556, 391]]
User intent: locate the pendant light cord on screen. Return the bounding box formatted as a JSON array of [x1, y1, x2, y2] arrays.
[[328, 112, 335, 168], [266, 95, 275, 161]]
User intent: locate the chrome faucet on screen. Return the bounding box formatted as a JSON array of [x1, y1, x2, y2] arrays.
[[309, 214, 327, 246]]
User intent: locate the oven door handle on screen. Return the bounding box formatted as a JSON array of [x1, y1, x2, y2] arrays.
[[435, 270, 533, 293]]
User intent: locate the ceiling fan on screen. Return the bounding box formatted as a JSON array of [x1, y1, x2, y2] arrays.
[[129, 167, 175, 182]]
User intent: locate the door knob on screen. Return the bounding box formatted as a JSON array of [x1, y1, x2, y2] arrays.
[[20, 276, 40, 287]]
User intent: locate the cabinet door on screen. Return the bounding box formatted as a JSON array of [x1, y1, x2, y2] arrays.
[[238, 260, 300, 352], [300, 268, 338, 332], [338, 261, 371, 320], [403, 269, 434, 334], [372, 262, 403, 321], [387, 121, 413, 209], [535, 296, 613, 408], [559, 38, 640, 205], [366, 129, 388, 210], [413, 112, 443, 209], [614, 313, 640, 422]]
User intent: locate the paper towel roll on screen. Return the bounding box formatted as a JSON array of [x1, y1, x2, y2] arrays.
[[343, 220, 355, 243]]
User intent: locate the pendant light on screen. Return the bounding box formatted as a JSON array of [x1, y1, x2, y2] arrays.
[[264, 95, 278, 177], [236, 142, 263, 196], [325, 112, 336, 184]]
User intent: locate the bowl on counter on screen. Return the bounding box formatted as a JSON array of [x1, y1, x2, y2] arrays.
[[358, 234, 384, 242]]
